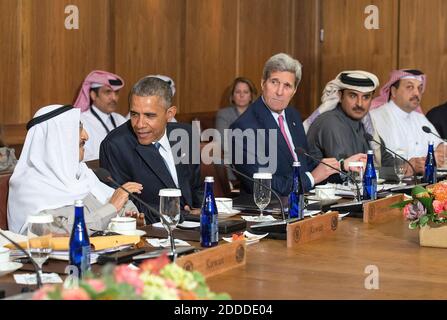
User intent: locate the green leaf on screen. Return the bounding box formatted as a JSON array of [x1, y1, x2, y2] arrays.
[[419, 214, 430, 227], [412, 185, 429, 196], [390, 200, 412, 209]]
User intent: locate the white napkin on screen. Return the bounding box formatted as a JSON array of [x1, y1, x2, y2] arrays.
[[14, 273, 63, 285], [241, 215, 276, 222], [146, 238, 191, 248]]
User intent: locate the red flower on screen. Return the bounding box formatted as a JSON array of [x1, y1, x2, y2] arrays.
[[85, 279, 106, 292], [114, 265, 144, 295], [139, 254, 170, 275], [61, 288, 90, 300], [433, 200, 445, 215]]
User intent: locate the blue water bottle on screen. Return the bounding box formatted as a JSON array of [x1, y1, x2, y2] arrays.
[[363, 150, 377, 200], [200, 176, 219, 247], [288, 161, 304, 219], [424, 141, 437, 184], [69, 200, 91, 278]]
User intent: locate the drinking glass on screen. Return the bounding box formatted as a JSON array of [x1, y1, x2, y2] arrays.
[[27, 214, 53, 279], [394, 150, 407, 185], [159, 188, 181, 247], [347, 162, 364, 201], [253, 173, 272, 220]]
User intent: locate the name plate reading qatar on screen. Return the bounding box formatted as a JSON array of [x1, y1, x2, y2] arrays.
[[286, 211, 338, 248], [363, 194, 404, 224]]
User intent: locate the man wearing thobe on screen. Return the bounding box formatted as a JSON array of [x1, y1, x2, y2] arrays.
[[74, 70, 127, 161], [305, 71, 394, 179], [369, 69, 445, 169]]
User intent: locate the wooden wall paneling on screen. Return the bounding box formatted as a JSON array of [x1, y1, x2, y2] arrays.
[[399, 0, 447, 112], [238, 0, 294, 100], [320, 0, 398, 100], [30, 0, 113, 116], [182, 0, 238, 114], [113, 0, 183, 115], [0, 0, 28, 125], [293, 0, 321, 119]]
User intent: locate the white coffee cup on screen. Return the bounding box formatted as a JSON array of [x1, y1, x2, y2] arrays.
[[0, 247, 10, 264], [215, 197, 233, 213], [315, 185, 336, 200], [108, 217, 136, 233]]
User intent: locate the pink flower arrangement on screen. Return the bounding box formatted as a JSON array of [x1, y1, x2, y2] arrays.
[[32, 254, 230, 300], [393, 182, 447, 229]]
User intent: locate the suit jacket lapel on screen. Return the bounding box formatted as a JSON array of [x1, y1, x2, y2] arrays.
[[135, 144, 176, 189], [254, 99, 295, 162], [285, 108, 300, 153]]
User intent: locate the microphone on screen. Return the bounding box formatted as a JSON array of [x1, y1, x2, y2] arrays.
[[219, 164, 292, 238], [422, 126, 447, 142], [93, 168, 178, 261], [295, 147, 362, 201], [0, 230, 42, 288], [295, 147, 364, 213], [364, 133, 418, 185]]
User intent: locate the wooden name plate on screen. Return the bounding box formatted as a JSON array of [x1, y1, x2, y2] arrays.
[[363, 194, 404, 224], [176, 240, 246, 278], [286, 211, 338, 248]]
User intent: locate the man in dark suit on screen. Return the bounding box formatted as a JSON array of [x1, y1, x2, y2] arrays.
[[230, 53, 363, 196], [99, 77, 201, 223], [427, 102, 447, 140]]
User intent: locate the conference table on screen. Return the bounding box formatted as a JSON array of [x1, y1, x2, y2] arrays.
[[1, 215, 447, 300]]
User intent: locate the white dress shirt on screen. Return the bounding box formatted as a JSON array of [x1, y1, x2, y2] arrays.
[[370, 100, 442, 159], [81, 105, 127, 161], [152, 130, 179, 187], [269, 108, 315, 187]]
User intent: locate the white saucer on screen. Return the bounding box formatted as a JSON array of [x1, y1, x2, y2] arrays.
[[222, 231, 268, 244], [307, 195, 342, 202], [377, 178, 385, 184], [177, 221, 200, 229], [218, 209, 241, 219], [0, 261, 23, 277], [108, 229, 146, 236]]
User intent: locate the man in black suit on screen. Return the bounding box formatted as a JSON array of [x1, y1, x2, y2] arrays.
[[229, 53, 364, 196], [99, 77, 201, 223], [427, 102, 447, 140]]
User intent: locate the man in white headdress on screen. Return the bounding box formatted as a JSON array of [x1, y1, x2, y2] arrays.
[[369, 69, 444, 166], [74, 70, 128, 162], [305, 70, 395, 177], [7, 105, 143, 234]]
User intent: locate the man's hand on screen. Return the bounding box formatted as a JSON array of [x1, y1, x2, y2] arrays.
[[109, 182, 143, 211], [311, 158, 340, 184], [407, 157, 425, 175], [343, 153, 367, 172], [184, 205, 201, 215], [125, 210, 146, 227]]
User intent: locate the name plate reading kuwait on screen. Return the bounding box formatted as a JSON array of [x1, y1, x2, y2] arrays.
[[286, 211, 338, 248], [363, 194, 404, 224], [176, 240, 246, 278]]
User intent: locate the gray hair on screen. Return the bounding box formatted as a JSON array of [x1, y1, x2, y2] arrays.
[[128, 76, 172, 109], [262, 53, 302, 88]]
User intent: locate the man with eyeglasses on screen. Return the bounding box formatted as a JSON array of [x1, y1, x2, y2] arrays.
[[229, 53, 364, 196]]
